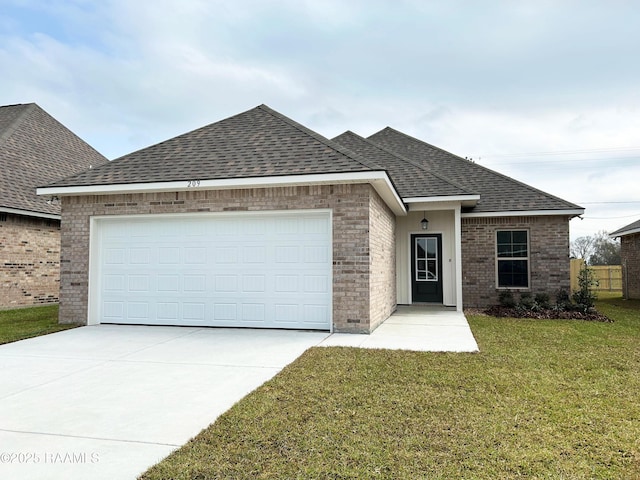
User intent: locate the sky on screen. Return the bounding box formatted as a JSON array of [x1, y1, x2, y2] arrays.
[[1, 0, 639, 241]]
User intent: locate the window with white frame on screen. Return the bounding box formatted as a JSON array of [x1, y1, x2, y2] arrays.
[[496, 230, 529, 288]]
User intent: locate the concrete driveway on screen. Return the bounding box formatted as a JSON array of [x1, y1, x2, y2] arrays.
[[0, 325, 330, 480]]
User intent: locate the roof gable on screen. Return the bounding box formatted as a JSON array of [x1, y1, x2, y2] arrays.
[[47, 105, 378, 188], [332, 131, 474, 199], [0, 103, 107, 217], [368, 127, 583, 214]]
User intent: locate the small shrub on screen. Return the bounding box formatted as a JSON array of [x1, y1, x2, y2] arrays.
[[498, 291, 516, 308], [573, 266, 598, 313], [535, 292, 551, 309], [555, 288, 572, 312], [519, 292, 535, 310]]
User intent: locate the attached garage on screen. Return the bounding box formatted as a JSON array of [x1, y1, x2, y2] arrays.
[[88, 210, 332, 330]]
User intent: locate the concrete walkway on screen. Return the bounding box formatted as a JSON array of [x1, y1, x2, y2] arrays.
[[319, 306, 479, 352]]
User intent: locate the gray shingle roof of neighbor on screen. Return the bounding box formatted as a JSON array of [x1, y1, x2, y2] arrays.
[[368, 127, 584, 214], [46, 105, 379, 188], [332, 131, 474, 199], [610, 219, 640, 237], [0, 103, 108, 217]]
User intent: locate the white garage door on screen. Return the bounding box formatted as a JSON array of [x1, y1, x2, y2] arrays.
[[92, 211, 332, 330]]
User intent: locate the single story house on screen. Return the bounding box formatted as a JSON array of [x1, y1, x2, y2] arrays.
[[38, 105, 583, 332], [611, 219, 640, 299], [0, 103, 107, 308]]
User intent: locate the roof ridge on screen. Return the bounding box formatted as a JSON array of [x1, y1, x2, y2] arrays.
[[256, 105, 381, 171], [356, 131, 476, 195], [372, 127, 582, 210], [0, 103, 36, 147]]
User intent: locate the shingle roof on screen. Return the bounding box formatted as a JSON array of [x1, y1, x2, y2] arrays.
[[610, 219, 640, 237], [0, 103, 107, 216], [41, 105, 584, 216], [332, 131, 474, 199], [47, 105, 378, 188], [368, 127, 582, 213]]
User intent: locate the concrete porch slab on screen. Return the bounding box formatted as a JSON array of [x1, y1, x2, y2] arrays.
[[319, 306, 479, 352]]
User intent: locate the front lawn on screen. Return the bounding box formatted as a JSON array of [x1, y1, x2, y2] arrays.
[[0, 305, 77, 345], [141, 296, 640, 479]]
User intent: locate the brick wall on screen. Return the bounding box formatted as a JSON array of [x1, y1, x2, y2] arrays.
[[0, 213, 60, 308], [461, 215, 571, 308], [59, 184, 383, 332], [621, 233, 640, 299], [368, 189, 396, 330]]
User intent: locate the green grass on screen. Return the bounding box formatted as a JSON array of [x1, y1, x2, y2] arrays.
[[141, 297, 640, 479], [0, 305, 78, 345]]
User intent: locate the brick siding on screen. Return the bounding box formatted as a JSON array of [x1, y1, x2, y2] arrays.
[[368, 189, 396, 330], [461, 215, 571, 308], [621, 233, 640, 299], [59, 184, 393, 333], [0, 213, 60, 308]]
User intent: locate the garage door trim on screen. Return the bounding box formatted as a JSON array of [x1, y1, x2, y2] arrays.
[[87, 209, 333, 330]]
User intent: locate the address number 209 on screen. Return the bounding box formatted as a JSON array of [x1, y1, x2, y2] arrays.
[[187, 180, 200, 187]]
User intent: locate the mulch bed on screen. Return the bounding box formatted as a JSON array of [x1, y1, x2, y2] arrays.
[[484, 305, 613, 322]]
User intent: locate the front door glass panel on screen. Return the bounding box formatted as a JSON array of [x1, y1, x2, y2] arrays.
[[415, 237, 438, 281]]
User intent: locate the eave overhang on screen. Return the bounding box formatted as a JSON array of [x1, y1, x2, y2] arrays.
[[404, 195, 480, 209], [611, 227, 640, 238], [461, 208, 585, 218], [0, 206, 60, 221], [37, 171, 408, 216]]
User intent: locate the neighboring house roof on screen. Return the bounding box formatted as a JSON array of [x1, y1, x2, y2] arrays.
[[611, 219, 640, 238], [0, 103, 107, 218], [332, 131, 476, 201], [368, 127, 583, 214], [45, 105, 378, 188]]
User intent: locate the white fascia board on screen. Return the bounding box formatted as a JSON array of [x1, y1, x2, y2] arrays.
[[36, 171, 407, 216], [462, 209, 585, 218], [0, 206, 60, 220], [404, 195, 480, 204], [611, 227, 640, 238], [404, 195, 480, 210]]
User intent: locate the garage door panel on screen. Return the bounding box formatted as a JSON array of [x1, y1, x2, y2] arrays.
[[157, 275, 180, 292], [213, 303, 237, 321], [303, 305, 329, 327], [128, 302, 150, 321], [183, 303, 206, 322], [96, 212, 331, 330]]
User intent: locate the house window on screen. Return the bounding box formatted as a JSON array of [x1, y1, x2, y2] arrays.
[[0, 213, 6, 222], [496, 230, 529, 288]]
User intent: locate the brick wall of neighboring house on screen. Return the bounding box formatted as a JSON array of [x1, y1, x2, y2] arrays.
[[0, 213, 60, 308], [461, 215, 571, 308], [59, 184, 390, 333], [621, 233, 640, 299], [368, 189, 396, 330]]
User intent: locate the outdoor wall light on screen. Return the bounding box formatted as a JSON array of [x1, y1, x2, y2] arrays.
[[420, 213, 429, 230]]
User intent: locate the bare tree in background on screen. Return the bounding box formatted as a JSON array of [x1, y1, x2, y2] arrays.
[[571, 235, 595, 261], [571, 231, 621, 265]]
